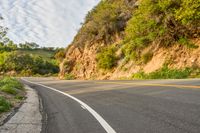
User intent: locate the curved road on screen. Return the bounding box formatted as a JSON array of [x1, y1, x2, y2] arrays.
[[21, 78, 200, 133]]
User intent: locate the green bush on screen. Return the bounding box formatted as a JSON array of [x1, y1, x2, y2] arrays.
[[125, 0, 163, 49], [132, 71, 147, 79], [1, 52, 59, 75], [142, 52, 153, 64], [64, 74, 75, 80], [96, 46, 117, 70], [15, 95, 25, 100], [132, 66, 192, 79], [0, 96, 12, 112], [1, 84, 18, 95], [147, 67, 192, 79], [0, 77, 24, 90], [175, 0, 200, 24], [73, 0, 134, 47], [178, 37, 199, 49], [122, 44, 139, 61], [124, 0, 200, 58]]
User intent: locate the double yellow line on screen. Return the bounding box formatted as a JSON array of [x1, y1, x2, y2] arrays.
[[95, 81, 200, 89]]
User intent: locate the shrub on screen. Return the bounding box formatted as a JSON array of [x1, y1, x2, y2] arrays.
[[0, 77, 24, 90], [1, 84, 18, 95], [64, 74, 75, 80], [147, 67, 192, 79], [73, 0, 134, 47], [54, 49, 66, 62], [175, 0, 200, 24], [15, 95, 25, 100], [124, 0, 200, 58], [132, 66, 192, 79], [0, 96, 12, 112], [178, 37, 199, 49], [122, 44, 138, 61], [1, 52, 59, 75], [125, 0, 163, 49], [142, 52, 153, 64], [132, 71, 147, 79], [96, 46, 117, 70]]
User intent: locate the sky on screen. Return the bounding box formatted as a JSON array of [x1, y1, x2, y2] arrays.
[[0, 0, 100, 47]]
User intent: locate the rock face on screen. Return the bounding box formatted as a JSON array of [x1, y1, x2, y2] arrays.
[[63, 44, 98, 79], [59, 0, 200, 79], [60, 38, 200, 80], [59, 0, 137, 79]]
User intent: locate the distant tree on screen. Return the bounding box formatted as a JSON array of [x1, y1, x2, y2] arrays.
[[25, 42, 39, 49], [41, 47, 55, 51], [3, 52, 59, 75], [7, 41, 17, 50], [0, 17, 9, 45], [5, 52, 34, 71], [18, 42, 40, 50]]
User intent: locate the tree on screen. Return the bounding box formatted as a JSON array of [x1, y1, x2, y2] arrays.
[[5, 52, 34, 71], [0, 17, 9, 44]]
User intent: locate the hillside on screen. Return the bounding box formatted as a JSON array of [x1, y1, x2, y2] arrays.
[[17, 49, 55, 60], [60, 0, 200, 79], [0, 44, 59, 76]]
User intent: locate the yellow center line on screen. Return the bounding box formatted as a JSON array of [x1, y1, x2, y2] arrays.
[[95, 81, 200, 89]]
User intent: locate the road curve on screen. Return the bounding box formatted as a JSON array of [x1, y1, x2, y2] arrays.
[[21, 78, 200, 133]]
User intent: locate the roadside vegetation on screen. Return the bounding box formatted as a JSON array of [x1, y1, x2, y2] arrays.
[[0, 17, 63, 77], [1, 1, 200, 79], [64, 74, 75, 80], [76, 0, 199, 73], [90, 0, 200, 79], [124, 0, 200, 60], [0, 77, 25, 114], [132, 66, 200, 79], [96, 46, 117, 70], [0, 46, 60, 76]]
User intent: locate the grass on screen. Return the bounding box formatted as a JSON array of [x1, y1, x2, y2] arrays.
[[15, 95, 25, 100], [0, 96, 12, 112], [132, 66, 193, 79], [1, 85, 18, 95], [178, 37, 199, 49], [0, 77, 24, 90], [0, 77, 25, 114]]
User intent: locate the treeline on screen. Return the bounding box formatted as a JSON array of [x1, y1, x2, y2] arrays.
[[0, 17, 62, 76], [0, 52, 59, 76], [0, 42, 62, 76], [0, 41, 61, 52]]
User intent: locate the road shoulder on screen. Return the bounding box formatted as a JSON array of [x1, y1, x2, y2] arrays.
[[0, 85, 42, 133]]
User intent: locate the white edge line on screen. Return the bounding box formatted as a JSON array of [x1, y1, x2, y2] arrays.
[[81, 105, 86, 110], [21, 78, 116, 133]]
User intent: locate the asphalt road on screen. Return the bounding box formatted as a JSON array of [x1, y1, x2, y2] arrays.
[[21, 78, 200, 133]]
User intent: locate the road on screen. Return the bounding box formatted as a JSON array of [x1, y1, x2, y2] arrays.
[[21, 78, 200, 133]]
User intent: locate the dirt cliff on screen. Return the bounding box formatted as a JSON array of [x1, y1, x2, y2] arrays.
[[59, 0, 200, 79]]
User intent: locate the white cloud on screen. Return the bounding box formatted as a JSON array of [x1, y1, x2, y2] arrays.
[[0, 0, 100, 47]]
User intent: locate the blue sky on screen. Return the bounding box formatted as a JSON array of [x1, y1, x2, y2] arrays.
[[0, 0, 100, 47]]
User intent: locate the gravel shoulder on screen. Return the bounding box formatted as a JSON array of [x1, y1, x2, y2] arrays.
[[0, 85, 42, 133]]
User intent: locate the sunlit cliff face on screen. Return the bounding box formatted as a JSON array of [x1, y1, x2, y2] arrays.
[[0, 0, 100, 47]]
